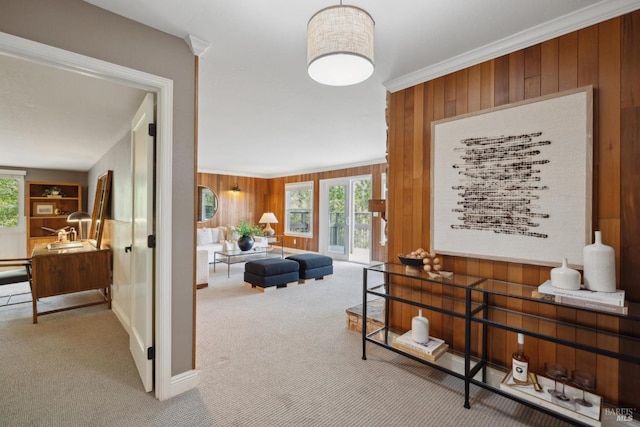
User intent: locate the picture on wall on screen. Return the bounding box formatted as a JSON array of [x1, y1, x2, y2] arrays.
[[431, 86, 593, 267]]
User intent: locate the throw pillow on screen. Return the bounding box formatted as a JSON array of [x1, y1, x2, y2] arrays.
[[216, 226, 227, 241], [197, 228, 213, 246], [210, 227, 219, 243]]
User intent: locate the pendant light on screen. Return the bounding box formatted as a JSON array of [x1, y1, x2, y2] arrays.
[[307, 2, 375, 86]]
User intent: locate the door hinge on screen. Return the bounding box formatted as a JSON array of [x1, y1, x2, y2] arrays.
[[148, 123, 157, 137], [147, 347, 155, 360], [147, 235, 156, 248]]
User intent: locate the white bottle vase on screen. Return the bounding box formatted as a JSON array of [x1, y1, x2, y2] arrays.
[[550, 258, 581, 290], [411, 309, 429, 344], [583, 231, 616, 292]]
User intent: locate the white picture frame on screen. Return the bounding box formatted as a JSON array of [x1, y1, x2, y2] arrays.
[[431, 86, 593, 267], [34, 202, 55, 216]]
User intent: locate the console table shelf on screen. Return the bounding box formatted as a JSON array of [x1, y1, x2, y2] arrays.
[[361, 263, 640, 427]]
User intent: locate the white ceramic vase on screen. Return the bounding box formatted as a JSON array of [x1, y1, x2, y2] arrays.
[[583, 231, 616, 292], [550, 258, 581, 290], [411, 309, 429, 344]]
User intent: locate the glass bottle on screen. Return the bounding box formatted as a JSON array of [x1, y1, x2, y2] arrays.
[[512, 333, 529, 384]]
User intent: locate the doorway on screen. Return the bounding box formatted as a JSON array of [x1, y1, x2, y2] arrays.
[[0, 32, 176, 400], [319, 175, 372, 264]]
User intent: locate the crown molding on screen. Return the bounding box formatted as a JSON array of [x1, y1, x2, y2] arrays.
[[384, 0, 640, 93], [184, 34, 210, 56], [198, 158, 388, 179]]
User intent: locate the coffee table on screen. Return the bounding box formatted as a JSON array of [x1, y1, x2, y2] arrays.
[[214, 246, 279, 278]]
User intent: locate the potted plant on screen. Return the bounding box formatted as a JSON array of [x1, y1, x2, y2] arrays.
[[235, 219, 263, 251], [42, 186, 63, 197]]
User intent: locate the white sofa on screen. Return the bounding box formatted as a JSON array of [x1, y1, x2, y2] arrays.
[[196, 226, 268, 264]]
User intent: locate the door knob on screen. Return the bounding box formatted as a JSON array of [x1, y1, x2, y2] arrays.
[[124, 245, 132, 253]]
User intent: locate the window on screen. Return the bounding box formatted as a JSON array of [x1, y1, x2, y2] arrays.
[[285, 181, 313, 237], [0, 170, 26, 232]]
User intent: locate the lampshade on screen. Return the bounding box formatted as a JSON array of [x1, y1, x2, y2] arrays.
[[67, 211, 91, 222], [307, 5, 375, 86], [259, 212, 279, 224], [67, 211, 92, 240]]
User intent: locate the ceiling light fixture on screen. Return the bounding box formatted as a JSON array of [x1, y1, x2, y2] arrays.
[[307, 2, 375, 86]]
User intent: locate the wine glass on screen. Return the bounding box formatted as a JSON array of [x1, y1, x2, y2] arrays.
[[544, 362, 568, 397], [572, 370, 596, 407], [555, 371, 572, 402]]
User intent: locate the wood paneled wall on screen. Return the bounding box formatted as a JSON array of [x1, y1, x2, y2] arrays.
[[198, 163, 388, 261], [197, 173, 269, 228], [619, 10, 640, 410], [387, 12, 640, 406]]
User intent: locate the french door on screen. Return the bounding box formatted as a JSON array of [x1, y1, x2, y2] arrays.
[[319, 175, 372, 263]]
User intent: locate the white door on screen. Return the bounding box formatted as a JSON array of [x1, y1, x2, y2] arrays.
[[130, 93, 155, 392]]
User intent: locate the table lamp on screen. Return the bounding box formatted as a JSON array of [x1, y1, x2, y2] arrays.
[[259, 212, 278, 236], [67, 211, 92, 240]]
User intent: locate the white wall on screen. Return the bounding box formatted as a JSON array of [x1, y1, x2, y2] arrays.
[[89, 130, 138, 331]]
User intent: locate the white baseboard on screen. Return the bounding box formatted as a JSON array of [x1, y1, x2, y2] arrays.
[[282, 247, 317, 254], [168, 369, 199, 398], [111, 299, 131, 335]]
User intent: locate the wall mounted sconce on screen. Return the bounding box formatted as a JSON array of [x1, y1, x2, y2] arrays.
[[232, 183, 241, 192], [368, 199, 386, 222]]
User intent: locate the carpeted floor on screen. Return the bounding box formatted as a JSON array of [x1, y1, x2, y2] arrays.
[[0, 260, 573, 426]]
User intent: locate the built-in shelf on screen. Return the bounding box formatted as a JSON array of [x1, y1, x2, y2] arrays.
[[26, 181, 82, 255]]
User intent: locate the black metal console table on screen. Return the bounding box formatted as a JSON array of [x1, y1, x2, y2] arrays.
[[362, 263, 640, 426]]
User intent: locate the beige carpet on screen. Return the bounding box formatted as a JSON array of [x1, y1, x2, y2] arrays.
[[0, 260, 570, 426]]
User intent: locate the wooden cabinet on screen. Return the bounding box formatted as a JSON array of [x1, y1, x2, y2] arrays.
[[31, 242, 111, 323], [26, 181, 82, 255]]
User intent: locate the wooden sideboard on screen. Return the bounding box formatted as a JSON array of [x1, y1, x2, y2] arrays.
[[31, 242, 112, 324]]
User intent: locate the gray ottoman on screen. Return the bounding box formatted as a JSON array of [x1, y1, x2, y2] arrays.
[[286, 254, 333, 283], [244, 258, 299, 292]]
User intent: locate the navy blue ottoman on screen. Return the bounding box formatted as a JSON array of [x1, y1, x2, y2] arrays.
[[244, 258, 299, 292], [286, 254, 333, 283]]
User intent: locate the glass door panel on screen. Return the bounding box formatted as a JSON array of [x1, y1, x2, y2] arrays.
[[327, 183, 347, 257], [350, 178, 371, 264]]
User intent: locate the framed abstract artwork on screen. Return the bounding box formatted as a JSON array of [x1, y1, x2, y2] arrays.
[[431, 86, 593, 267]]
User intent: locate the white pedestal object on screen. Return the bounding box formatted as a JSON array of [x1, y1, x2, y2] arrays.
[[411, 309, 429, 343], [583, 231, 616, 293], [551, 258, 581, 290]]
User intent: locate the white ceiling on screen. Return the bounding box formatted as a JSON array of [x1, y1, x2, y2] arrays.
[[0, 54, 146, 171], [3, 0, 638, 176]]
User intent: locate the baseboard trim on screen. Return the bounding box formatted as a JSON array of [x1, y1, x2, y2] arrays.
[[111, 300, 131, 335], [168, 369, 199, 398], [282, 247, 312, 254]]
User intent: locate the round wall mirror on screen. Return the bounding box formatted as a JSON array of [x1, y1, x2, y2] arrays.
[[197, 185, 218, 222]]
